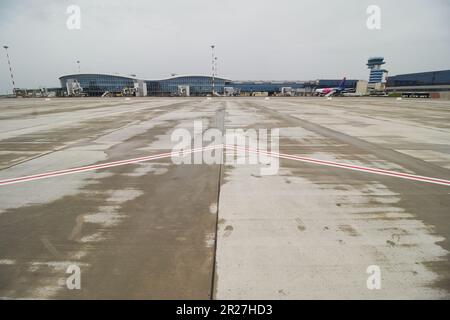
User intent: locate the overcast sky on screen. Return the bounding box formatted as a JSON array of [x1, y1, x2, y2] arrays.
[[0, 0, 449, 93]]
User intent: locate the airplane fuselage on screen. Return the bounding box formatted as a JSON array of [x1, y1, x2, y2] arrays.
[[314, 77, 347, 96], [315, 88, 335, 95]]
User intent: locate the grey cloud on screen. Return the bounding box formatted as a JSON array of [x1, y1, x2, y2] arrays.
[[0, 0, 449, 93]]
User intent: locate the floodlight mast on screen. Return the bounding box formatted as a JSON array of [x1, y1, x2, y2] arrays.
[[211, 45, 215, 95], [3, 45, 16, 95]]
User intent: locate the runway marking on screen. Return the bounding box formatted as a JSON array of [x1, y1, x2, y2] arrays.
[[0, 144, 449, 187], [225, 145, 450, 187], [0, 145, 217, 186]]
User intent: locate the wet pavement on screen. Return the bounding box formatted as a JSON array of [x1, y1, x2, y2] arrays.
[[0, 97, 449, 299]]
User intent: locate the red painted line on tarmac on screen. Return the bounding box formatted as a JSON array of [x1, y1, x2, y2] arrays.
[[0, 145, 220, 186], [1, 143, 449, 187], [225, 144, 450, 187]]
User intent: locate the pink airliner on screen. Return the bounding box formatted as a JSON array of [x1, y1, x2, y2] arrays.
[[314, 77, 348, 96]]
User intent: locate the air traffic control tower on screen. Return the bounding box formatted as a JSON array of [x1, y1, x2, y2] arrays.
[[367, 57, 388, 90]]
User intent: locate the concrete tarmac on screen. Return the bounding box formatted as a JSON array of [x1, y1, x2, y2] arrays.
[[0, 97, 449, 299]]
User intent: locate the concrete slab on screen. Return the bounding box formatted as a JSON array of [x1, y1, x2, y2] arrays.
[[0, 97, 449, 299]]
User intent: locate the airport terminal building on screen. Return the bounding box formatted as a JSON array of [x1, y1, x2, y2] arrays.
[[59, 73, 361, 97], [146, 75, 229, 96], [59, 68, 450, 99], [386, 70, 450, 98], [59, 74, 137, 96], [59, 73, 312, 97], [59, 74, 230, 97]]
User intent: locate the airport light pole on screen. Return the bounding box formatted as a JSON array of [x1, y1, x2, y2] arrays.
[[77, 60, 81, 73], [215, 56, 218, 77], [3, 45, 16, 95], [211, 45, 215, 96]]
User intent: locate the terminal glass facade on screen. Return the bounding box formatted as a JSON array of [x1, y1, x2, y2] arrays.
[[227, 81, 304, 94], [386, 70, 450, 87], [146, 76, 228, 96], [310, 79, 358, 89], [59, 73, 361, 96], [59, 74, 136, 96]]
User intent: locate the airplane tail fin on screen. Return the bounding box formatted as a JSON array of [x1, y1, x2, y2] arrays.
[[338, 77, 346, 89]]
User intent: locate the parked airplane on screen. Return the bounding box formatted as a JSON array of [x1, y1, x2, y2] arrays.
[[314, 78, 349, 97]]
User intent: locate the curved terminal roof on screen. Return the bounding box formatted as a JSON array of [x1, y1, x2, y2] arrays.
[[148, 74, 230, 82], [59, 73, 139, 80], [59, 73, 231, 82]]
